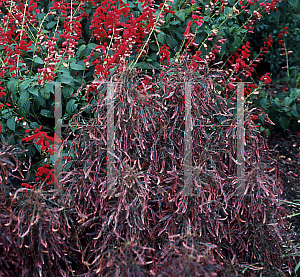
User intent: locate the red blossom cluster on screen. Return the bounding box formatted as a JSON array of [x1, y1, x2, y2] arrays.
[[89, 0, 157, 81], [244, 83, 259, 95], [258, 0, 282, 13], [277, 27, 290, 70], [0, 82, 6, 98], [261, 34, 273, 54], [227, 41, 252, 77], [226, 33, 275, 90], [244, 19, 255, 33], [158, 44, 171, 65], [22, 126, 55, 152], [192, 7, 204, 27], [183, 21, 195, 51], [21, 182, 35, 196], [0, 0, 35, 78], [35, 164, 58, 185], [182, 7, 203, 54], [21, 126, 58, 187], [260, 72, 272, 84], [278, 26, 289, 45]]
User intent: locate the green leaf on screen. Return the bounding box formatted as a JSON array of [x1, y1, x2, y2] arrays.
[[274, 98, 281, 106], [40, 83, 54, 100], [270, 10, 280, 21], [177, 10, 186, 21], [17, 98, 26, 111], [290, 88, 300, 99], [70, 62, 85, 71], [260, 98, 268, 110], [7, 117, 16, 132], [174, 31, 184, 40], [20, 100, 31, 117], [58, 65, 70, 74], [37, 12, 47, 21], [1, 109, 13, 119], [224, 6, 232, 16], [58, 74, 74, 86], [73, 77, 82, 84], [40, 109, 53, 118], [288, 0, 299, 9], [157, 32, 166, 44], [66, 99, 77, 114], [28, 86, 39, 96], [232, 35, 242, 51], [149, 53, 157, 61], [35, 143, 42, 155], [49, 151, 59, 165], [169, 19, 181, 25], [40, 87, 50, 100], [185, 5, 197, 15], [219, 44, 226, 59], [134, 62, 151, 69], [30, 122, 40, 129], [20, 89, 29, 102], [76, 45, 86, 57], [20, 79, 31, 92], [295, 259, 300, 273], [166, 35, 178, 50], [87, 43, 97, 50], [47, 21, 56, 29], [27, 144, 36, 157], [33, 56, 44, 64], [282, 97, 293, 106], [279, 115, 289, 130], [32, 93, 46, 108], [149, 62, 161, 69], [7, 78, 18, 93], [150, 43, 158, 51], [62, 86, 74, 98], [291, 105, 300, 117]]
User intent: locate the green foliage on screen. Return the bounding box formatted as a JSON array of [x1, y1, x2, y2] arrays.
[[247, 0, 300, 76], [251, 87, 300, 133]]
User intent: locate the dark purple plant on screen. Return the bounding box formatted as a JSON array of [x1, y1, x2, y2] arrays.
[[56, 58, 298, 276]]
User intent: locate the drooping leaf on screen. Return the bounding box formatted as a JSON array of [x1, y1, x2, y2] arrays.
[[28, 86, 39, 97], [33, 56, 44, 64], [47, 21, 56, 29], [7, 117, 16, 132], [70, 62, 85, 71], [7, 78, 18, 94], [62, 86, 74, 98], [157, 31, 166, 44], [40, 109, 53, 118], [66, 99, 77, 114]]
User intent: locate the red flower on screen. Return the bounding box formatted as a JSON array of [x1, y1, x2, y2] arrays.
[[260, 73, 272, 84], [21, 183, 34, 196], [164, 9, 176, 14], [227, 83, 235, 90], [183, 21, 192, 37]]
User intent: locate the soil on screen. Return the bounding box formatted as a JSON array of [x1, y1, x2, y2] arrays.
[[266, 128, 300, 234]]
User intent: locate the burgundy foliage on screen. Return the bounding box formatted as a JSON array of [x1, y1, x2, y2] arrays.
[[0, 59, 298, 276]]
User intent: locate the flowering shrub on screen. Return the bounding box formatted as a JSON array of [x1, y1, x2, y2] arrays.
[[248, 0, 300, 77]]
